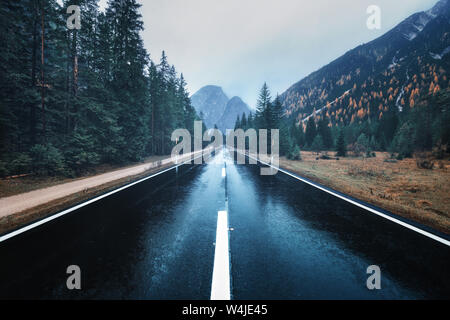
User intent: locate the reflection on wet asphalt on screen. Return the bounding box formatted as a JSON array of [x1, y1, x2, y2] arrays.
[[0, 149, 449, 299]]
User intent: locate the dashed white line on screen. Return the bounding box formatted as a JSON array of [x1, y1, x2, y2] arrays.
[[222, 167, 226, 177], [210, 210, 231, 300]]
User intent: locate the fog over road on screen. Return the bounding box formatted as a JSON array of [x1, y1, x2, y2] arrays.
[[0, 149, 449, 299]]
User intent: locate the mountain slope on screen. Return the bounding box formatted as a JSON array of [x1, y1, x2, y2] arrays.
[[280, 0, 450, 129], [190, 85, 229, 128], [216, 96, 251, 133], [190, 86, 251, 131]]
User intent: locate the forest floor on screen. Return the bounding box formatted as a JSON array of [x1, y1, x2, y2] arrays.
[[0, 155, 176, 235], [280, 151, 450, 235]]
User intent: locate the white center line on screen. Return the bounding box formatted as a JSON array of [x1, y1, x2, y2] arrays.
[[210, 210, 231, 300], [222, 167, 226, 177]]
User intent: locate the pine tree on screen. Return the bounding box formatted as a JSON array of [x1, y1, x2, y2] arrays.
[[255, 83, 275, 153], [377, 106, 398, 145], [247, 112, 254, 129], [287, 144, 301, 160], [234, 115, 241, 130], [311, 135, 324, 155], [273, 95, 289, 156], [241, 112, 247, 129], [291, 121, 305, 148], [336, 129, 347, 157], [305, 117, 317, 147], [178, 73, 196, 134], [391, 121, 415, 158], [317, 115, 333, 150], [355, 133, 370, 157], [255, 82, 271, 130]]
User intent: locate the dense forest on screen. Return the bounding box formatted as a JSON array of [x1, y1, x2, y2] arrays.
[[0, 0, 198, 177]]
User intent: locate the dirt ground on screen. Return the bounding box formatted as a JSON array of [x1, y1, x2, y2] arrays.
[[0, 155, 178, 234], [0, 155, 170, 199], [280, 151, 450, 234]]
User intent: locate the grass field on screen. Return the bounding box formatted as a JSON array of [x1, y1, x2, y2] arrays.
[[280, 151, 450, 234]]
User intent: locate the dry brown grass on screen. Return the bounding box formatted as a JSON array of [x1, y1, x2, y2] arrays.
[[280, 151, 450, 234]]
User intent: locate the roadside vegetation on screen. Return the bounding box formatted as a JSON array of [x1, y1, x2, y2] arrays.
[[280, 151, 450, 234], [235, 84, 449, 163]]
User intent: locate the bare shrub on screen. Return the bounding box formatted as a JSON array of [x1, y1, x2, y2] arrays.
[[416, 159, 434, 170]]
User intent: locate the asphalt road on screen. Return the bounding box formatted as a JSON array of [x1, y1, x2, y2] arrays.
[[0, 149, 449, 299]]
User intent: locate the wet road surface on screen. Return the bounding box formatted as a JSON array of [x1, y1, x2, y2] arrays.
[[0, 149, 449, 299]]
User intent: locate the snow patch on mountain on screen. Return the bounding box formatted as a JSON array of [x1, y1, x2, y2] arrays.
[[430, 46, 450, 60], [388, 55, 400, 69], [301, 90, 350, 123], [396, 69, 410, 112], [400, 0, 449, 41]]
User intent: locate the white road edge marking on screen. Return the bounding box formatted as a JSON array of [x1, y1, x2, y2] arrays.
[[0, 153, 205, 243], [222, 167, 226, 177], [243, 151, 450, 247], [210, 210, 231, 300]]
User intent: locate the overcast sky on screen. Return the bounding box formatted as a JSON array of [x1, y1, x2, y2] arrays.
[[94, 0, 438, 109]]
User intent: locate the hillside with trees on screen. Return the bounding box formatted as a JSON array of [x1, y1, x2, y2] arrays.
[[278, 0, 450, 159], [0, 0, 197, 177]]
